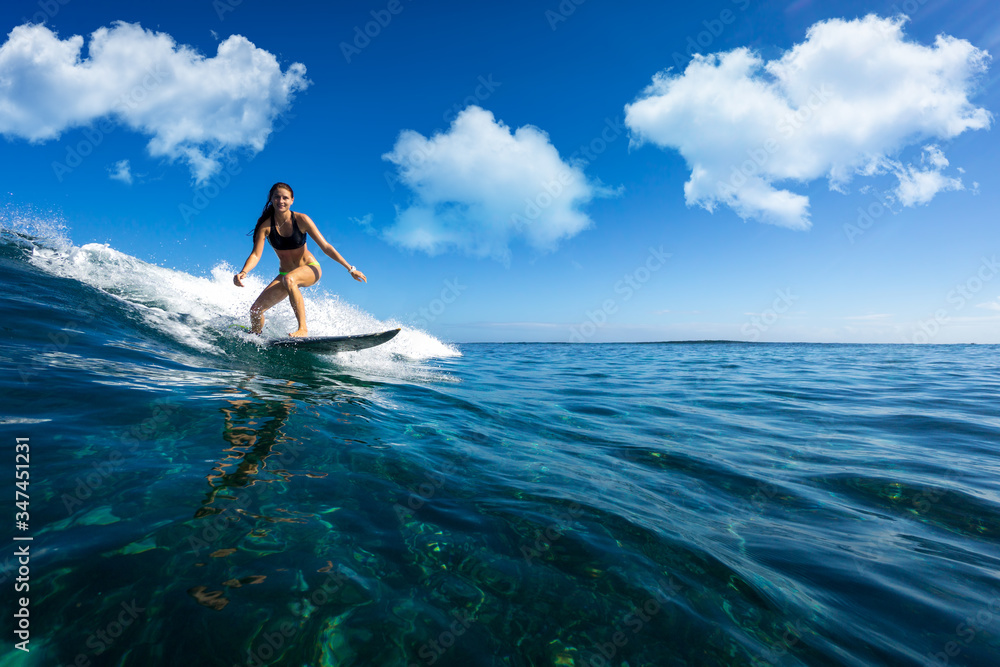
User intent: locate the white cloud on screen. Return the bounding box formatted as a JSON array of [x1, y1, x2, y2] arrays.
[[108, 159, 132, 185], [892, 145, 965, 206], [350, 213, 376, 235], [624, 14, 992, 229], [0, 22, 309, 183], [382, 106, 611, 262], [844, 313, 893, 321]]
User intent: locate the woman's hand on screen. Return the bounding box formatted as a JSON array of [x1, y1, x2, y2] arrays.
[[234, 271, 247, 287], [348, 267, 367, 283]]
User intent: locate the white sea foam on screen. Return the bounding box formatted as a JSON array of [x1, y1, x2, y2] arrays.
[[0, 203, 72, 248], [20, 231, 460, 371]]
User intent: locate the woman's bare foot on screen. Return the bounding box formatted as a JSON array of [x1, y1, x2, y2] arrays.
[[289, 328, 309, 338]]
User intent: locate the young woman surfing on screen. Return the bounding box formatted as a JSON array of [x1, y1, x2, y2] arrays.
[[233, 182, 367, 337]]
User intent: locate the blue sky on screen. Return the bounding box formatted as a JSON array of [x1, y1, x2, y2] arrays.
[[2, 0, 999, 343]]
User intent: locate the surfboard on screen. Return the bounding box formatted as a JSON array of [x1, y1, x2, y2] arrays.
[[268, 327, 401, 353]]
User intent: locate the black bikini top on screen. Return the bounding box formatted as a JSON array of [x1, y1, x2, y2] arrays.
[[268, 210, 307, 250]]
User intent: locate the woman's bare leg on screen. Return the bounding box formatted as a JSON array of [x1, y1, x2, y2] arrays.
[[281, 265, 321, 337], [249, 279, 290, 334]]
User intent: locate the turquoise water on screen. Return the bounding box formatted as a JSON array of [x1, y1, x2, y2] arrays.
[[2, 226, 1000, 666]]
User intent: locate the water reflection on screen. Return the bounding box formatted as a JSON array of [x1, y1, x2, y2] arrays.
[[187, 385, 326, 611], [196, 391, 293, 518]]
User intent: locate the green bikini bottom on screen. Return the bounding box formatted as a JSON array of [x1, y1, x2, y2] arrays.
[[279, 261, 320, 276]]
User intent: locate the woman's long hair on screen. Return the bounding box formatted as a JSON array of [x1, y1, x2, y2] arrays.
[[250, 182, 294, 234]]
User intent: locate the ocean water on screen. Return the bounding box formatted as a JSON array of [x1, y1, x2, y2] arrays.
[[2, 222, 1000, 667]]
